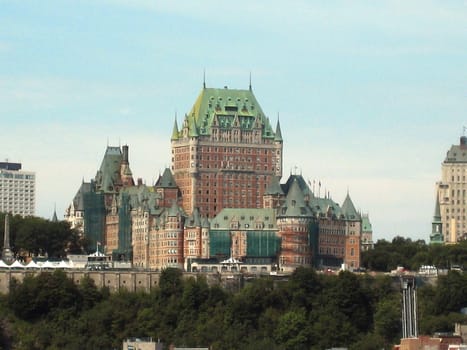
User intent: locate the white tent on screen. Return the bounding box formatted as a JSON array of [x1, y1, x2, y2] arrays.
[[25, 260, 41, 269], [41, 260, 56, 269], [0, 260, 10, 269], [10, 260, 25, 268], [88, 251, 106, 257], [58, 260, 70, 269], [221, 257, 242, 264]]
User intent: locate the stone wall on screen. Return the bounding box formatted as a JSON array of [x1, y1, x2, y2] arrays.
[[0, 270, 238, 294]]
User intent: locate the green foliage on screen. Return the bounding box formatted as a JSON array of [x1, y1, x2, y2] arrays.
[[432, 270, 467, 314], [362, 237, 467, 272], [8, 270, 82, 321], [2, 266, 467, 349], [0, 213, 85, 258]]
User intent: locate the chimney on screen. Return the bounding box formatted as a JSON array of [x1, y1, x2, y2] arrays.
[[122, 145, 129, 164], [137, 178, 143, 186]]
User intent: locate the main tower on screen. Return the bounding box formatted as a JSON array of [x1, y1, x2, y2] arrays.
[[171, 84, 283, 218]]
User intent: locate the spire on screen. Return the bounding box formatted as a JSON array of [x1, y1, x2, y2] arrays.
[[275, 117, 283, 142], [249, 72, 252, 91], [433, 191, 441, 219], [341, 192, 360, 220], [203, 69, 206, 89], [171, 114, 179, 141], [430, 191, 443, 244], [2, 213, 14, 264], [52, 204, 58, 222], [188, 115, 199, 137], [3, 214, 10, 250]]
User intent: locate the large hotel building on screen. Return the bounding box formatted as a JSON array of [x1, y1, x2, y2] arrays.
[[0, 162, 35, 217], [66, 83, 372, 271]]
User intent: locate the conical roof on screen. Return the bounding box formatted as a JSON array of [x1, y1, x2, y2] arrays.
[[275, 119, 283, 142], [341, 192, 360, 220], [168, 200, 183, 217], [155, 168, 178, 188], [264, 176, 284, 195], [171, 117, 179, 141], [187, 207, 202, 227], [95, 146, 123, 193], [278, 178, 312, 217], [202, 216, 210, 228]]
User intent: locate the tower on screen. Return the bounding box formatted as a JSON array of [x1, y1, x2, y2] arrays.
[[436, 135, 467, 243], [430, 192, 443, 244], [2, 213, 14, 264], [171, 84, 283, 218], [277, 178, 313, 272], [401, 276, 418, 339]]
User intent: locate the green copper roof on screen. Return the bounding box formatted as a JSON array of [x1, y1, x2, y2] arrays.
[[186, 207, 202, 227], [361, 214, 372, 232], [171, 118, 179, 141], [155, 168, 178, 188], [275, 119, 283, 142], [341, 192, 360, 220], [119, 185, 161, 215], [167, 200, 184, 217], [72, 181, 91, 211], [309, 196, 340, 215], [264, 176, 284, 195], [202, 216, 210, 228], [188, 115, 199, 137], [210, 208, 277, 230], [177, 86, 276, 138], [278, 178, 313, 217], [95, 146, 122, 193]]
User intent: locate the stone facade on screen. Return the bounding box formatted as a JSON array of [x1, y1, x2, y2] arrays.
[[436, 135, 467, 243]]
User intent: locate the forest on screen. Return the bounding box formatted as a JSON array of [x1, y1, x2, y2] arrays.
[[0, 267, 466, 350]]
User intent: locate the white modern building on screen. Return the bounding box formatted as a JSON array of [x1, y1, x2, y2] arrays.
[[0, 162, 35, 217]]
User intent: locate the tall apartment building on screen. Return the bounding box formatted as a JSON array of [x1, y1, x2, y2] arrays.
[[0, 162, 35, 217], [435, 135, 467, 243], [171, 84, 283, 218]]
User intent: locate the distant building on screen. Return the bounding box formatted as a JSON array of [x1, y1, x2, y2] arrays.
[[393, 334, 463, 350], [435, 135, 467, 243], [361, 213, 374, 251], [123, 337, 163, 350], [65, 145, 135, 253], [0, 162, 35, 217]]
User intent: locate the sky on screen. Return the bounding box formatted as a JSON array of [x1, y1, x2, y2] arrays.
[[1, 1, 467, 242]]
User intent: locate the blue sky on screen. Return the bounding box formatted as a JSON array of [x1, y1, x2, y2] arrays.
[[1, 0, 467, 242]]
